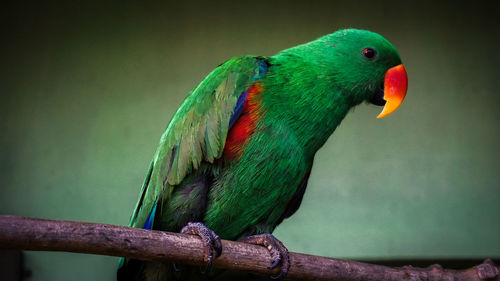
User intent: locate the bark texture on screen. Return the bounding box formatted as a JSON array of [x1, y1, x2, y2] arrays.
[[0, 215, 498, 281]]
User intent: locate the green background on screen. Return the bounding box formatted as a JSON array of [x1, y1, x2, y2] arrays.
[[1, 1, 499, 280]]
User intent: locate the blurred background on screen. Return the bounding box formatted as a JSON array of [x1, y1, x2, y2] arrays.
[[1, 1, 499, 280]]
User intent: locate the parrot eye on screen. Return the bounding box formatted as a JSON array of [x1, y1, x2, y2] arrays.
[[362, 48, 376, 60]]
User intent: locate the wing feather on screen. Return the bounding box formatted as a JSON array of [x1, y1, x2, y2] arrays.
[[128, 56, 268, 229]]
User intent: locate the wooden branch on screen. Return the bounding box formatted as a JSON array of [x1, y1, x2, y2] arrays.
[[0, 215, 498, 281]]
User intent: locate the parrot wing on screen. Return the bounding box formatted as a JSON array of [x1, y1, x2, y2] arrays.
[[128, 55, 268, 229]]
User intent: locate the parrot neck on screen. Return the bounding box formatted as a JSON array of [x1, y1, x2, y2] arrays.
[[261, 53, 363, 158]]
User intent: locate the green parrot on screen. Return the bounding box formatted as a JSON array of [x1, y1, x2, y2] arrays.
[[117, 28, 408, 281]]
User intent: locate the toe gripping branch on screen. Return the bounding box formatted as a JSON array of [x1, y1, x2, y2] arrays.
[[180, 222, 222, 274], [240, 233, 291, 280]]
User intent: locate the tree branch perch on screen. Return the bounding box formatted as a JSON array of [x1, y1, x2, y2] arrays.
[[0, 215, 498, 281]]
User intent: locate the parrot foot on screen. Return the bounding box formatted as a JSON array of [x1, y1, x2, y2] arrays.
[[240, 233, 290, 280], [180, 222, 222, 274]]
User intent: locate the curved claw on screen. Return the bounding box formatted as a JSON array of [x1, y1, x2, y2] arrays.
[[213, 234, 223, 257], [180, 222, 222, 274], [240, 233, 290, 280], [268, 258, 281, 270]]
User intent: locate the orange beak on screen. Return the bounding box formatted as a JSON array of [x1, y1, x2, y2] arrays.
[[377, 64, 408, 118]]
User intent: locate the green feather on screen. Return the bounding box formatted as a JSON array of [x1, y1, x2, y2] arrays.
[[119, 29, 405, 281], [128, 55, 263, 229]]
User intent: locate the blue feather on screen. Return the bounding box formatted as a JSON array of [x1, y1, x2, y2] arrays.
[[229, 90, 249, 128], [252, 59, 268, 80], [228, 58, 268, 128], [143, 201, 157, 230]]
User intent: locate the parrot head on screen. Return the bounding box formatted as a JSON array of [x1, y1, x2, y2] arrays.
[[329, 29, 408, 118], [285, 29, 408, 118]]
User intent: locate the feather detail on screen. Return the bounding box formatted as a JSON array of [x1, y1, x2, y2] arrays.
[[143, 200, 158, 230], [278, 170, 311, 223], [126, 56, 269, 235], [224, 82, 264, 161]]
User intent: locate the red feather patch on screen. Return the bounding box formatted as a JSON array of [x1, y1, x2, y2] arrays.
[[224, 82, 264, 161]]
